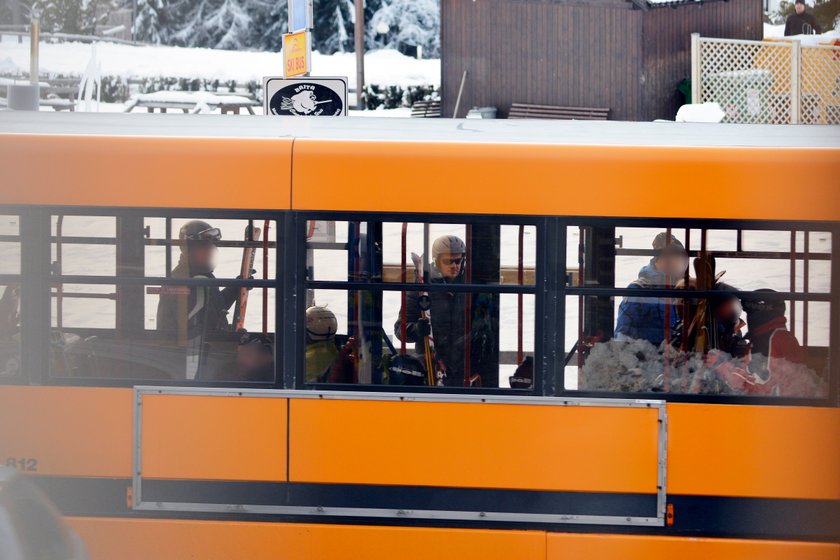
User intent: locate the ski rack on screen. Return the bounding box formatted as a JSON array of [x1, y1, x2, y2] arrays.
[[132, 386, 668, 527]]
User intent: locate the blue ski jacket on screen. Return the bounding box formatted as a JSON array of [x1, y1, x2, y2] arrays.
[[614, 261, 678, 346]]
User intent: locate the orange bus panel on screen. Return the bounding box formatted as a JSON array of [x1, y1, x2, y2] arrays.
[[289, 399, 659, 493], [546, 532, 840, 560], [291, 140, 840, 221], [0, 135, 293, 210], [67, 517, 547, 560], [0, 386, 132, 478], [667, 403, 840, 500], [141, 394, 287, 482]]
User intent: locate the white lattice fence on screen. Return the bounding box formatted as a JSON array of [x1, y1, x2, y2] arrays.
[[691, 34, 840, 125], [800, 45, 840, 124]]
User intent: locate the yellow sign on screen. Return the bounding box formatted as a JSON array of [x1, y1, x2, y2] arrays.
[[283, 31, 310, 78]]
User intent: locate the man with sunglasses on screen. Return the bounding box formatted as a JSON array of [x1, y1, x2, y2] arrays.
[[156, 220, 240, 379], [395, 235, 470, 387]]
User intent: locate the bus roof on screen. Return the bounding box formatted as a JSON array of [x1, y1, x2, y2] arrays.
[[1, 112, 839, 149]]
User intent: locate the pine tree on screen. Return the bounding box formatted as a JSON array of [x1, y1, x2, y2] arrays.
[[312, 0, 353, 53], [171, 0, 254, 49], [369, 0, 439, 57], [31, 0, 103, 34], [134, 0, 170, 43], [251, 0, 287, 51]]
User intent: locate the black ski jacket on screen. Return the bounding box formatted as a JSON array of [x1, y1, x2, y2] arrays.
[[395, 266, 468, 386], [785, 12, 822, 36], [156, 257, 238, 336]]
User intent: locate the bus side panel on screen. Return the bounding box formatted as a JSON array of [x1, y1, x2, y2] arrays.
[[546, 532, 840, 560], [0, 386, 133, 478], [291, 140, 840, 221], [0, 135, 293, 210], [66, 517, 548, 560], [288, 398, 659, 493], [667, 404, 840, 500], [142, 394, 288, 482]]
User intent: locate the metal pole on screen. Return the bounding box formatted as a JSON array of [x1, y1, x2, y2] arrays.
[[790, 40, 801, 125], [690, 33, 700, 105], [30, 16, 39, 84], [354, 0, 365, 110], [452, 70, 467, 118]]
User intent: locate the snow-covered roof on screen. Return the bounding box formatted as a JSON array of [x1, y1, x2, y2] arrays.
[[1, 112, 838, 149]]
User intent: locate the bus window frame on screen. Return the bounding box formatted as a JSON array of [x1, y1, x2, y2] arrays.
[[2, 206, 287, 389], [296, 211, 546, 395], [557, 215, 840, 407], [2, 206, 837, 407], [0, 211, 23, 385]]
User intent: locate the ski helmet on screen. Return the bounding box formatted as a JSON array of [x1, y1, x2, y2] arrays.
[[388, 354, 427, 386], [432, 235, 466, 261], [179, 220, 221, 246], [652, 232, 686, 258], [742, 288, 786, 327], [306, 306, 337, 341]]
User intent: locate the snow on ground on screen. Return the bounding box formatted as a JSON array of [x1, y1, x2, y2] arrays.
[[764, 24, 840, 45], [0, 35, 440, 88]]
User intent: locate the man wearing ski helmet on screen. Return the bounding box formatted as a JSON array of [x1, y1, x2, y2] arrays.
[[305, 305, 357, 384], [615, 232, 688, 345], [395, 235, 470, 387], [156, 220, 239, 379], [740, 289, 819, 396], [305, 305, 339, 383]]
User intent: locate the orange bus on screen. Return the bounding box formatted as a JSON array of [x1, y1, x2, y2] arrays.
[[0, 112, 838, 559]]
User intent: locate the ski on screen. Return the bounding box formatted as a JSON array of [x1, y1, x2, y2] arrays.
[[233, 223, 261, 331], [411, 252, 447, 386]]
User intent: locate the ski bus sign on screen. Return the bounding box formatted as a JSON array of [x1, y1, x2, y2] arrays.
[[263, 77, 348, 116], [283, 31, 311, 78]]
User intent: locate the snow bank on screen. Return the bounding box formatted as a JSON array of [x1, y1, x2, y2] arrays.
[[675, 102, 725, 123], [763, 25, 840, 46], [0, 39, 440, 88]]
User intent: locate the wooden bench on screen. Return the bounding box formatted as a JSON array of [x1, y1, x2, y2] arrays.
[[411, 100, 441, 118], [508, 103, 610, 120]]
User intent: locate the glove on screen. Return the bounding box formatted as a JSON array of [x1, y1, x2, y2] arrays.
[[414, 318, 431, 338], [236, 269, 257, 291]]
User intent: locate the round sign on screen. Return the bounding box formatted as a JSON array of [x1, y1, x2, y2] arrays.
[[268, 82, 345, 116]]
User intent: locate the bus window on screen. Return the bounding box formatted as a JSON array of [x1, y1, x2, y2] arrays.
[[0, 216, 21, 381], [0, 215, 21, 276], [49, 214, 278, 383], [565, 225, 831, 398], [0, 284, 21, 380], [303, 219, 537, 389]]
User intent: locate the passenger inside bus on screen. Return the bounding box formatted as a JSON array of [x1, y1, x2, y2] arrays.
[[614, 232, 688, 345], [305, 305, 357, 384], [155, 220, 253, 380], [235, 332, 274, 382], [0, 285, 20, 378], [394, 235, 472, 387]]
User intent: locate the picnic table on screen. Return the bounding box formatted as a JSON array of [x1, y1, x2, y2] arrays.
[[124, 91, 260, 115], [0, 77, 76, 111]]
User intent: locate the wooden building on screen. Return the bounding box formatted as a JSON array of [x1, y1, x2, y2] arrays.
[[441, 0, 763, 121]]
